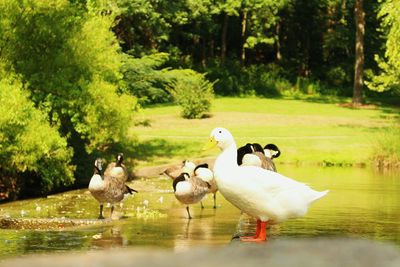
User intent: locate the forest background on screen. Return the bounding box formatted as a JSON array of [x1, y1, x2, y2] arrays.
[[0, 0, 399, 201]]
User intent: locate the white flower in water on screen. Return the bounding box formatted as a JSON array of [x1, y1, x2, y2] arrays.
[[92, 233, 102, 239], [158, 196, 164, 203], [35, 206, 41, 212], [143, 200, 149, 207], [20, 210, 27, 217]]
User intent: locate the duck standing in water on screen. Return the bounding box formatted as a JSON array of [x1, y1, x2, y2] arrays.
[[89, 153, 138, 219], [162, 160, 196, 179], [194, 163, 218, 209], [173, 172, 210, 219], [204, 127, 329, 242], [88, 158, 107, 219]]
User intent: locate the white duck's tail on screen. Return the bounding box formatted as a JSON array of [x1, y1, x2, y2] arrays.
[[310, 189, 329, 203]]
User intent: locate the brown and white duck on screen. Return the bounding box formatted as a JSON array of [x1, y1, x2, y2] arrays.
[[89, 154, 137, 219], [172, 172, 210, 219]]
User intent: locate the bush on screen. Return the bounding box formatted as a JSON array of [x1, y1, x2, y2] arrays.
[[0, 77, 74, 200], [166, 69, 215, 119], [205, 60, 243, 95], [242, 64, 289, 96], [326, 66, 348, 87], [206, 61, 290, 97]]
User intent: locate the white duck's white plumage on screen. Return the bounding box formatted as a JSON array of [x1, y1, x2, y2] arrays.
[[206, 127, 328, 241]]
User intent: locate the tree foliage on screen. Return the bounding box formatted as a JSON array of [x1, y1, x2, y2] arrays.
[[0, 0, 136, 199], [120, 53, 171, 105], [366, 0, 400, 95], [0, 76, 74, 199], [0, 0, 399, 199]]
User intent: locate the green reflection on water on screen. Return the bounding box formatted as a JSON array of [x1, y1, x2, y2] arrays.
[[0, 166, 399, 259]]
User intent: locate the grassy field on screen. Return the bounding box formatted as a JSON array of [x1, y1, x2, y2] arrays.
[[129, 97, 400, 169]]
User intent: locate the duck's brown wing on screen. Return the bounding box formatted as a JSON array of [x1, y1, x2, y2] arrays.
[[190, 176, 210, 195], [252, 151, 277, 172]]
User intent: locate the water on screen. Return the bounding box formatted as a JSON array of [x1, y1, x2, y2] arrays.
[[0, 166, 399, 259]]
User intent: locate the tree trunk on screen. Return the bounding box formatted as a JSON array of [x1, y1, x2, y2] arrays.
[[240, 10, 247, 66], [201, 37, 206, 67], [210, 40, 215, 59], [275, 22, 282, 62], [353, 0, 365, 106], [221, 13, 229, 64], [341, 0, 347, 20]]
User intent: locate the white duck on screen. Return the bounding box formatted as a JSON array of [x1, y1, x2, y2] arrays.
[[204, 127, 329, 242]]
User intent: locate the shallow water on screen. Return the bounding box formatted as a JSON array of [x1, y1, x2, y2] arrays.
[[0, 165, 399, 259]]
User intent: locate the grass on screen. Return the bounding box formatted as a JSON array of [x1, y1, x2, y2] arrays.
[[130, 96, 400, 169]]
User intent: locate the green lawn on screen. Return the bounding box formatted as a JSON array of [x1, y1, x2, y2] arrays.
[[130, 97, 400, 168]]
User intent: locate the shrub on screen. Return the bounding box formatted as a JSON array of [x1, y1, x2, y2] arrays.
[[0, 77, 75, 200], [326, 66, 348, 86], [242, 64, 288, 96], [166, 69, 215, 119], [206, 61, 290, 97], [205, 60, 243, 95]]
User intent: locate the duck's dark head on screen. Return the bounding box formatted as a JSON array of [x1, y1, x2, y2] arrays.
[[237, 143, 254, 165], [194, 163, 209, 172], [264, 144, 281, 158], [116, 153, 124, 166], [251, 143, 264, 153], [172, 173, 189, 192], [94, 158, 104, 175]]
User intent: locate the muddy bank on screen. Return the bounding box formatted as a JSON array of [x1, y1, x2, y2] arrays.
[[0, 217, 112, 230]]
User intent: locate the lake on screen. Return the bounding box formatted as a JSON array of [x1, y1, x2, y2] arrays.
[[0, 165, 399, 260]]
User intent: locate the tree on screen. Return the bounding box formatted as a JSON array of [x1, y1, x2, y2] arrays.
[[0, 75, 74, 200], [0, 0, 136, 186], [353, 0, 365, 105], [367, 0, 400, 96]]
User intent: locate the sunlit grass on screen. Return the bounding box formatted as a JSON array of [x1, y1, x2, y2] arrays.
[[131, 97, 400, 168], [372, 126, 400, 168]]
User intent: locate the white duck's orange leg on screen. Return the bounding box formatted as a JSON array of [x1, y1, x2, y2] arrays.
[[240, 220, 268, 242]]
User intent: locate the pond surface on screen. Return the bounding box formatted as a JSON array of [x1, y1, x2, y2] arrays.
[[0, 165, 399, 260]]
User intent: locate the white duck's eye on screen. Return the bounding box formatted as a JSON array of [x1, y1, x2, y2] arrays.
[[218, 130, 222, 133]]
